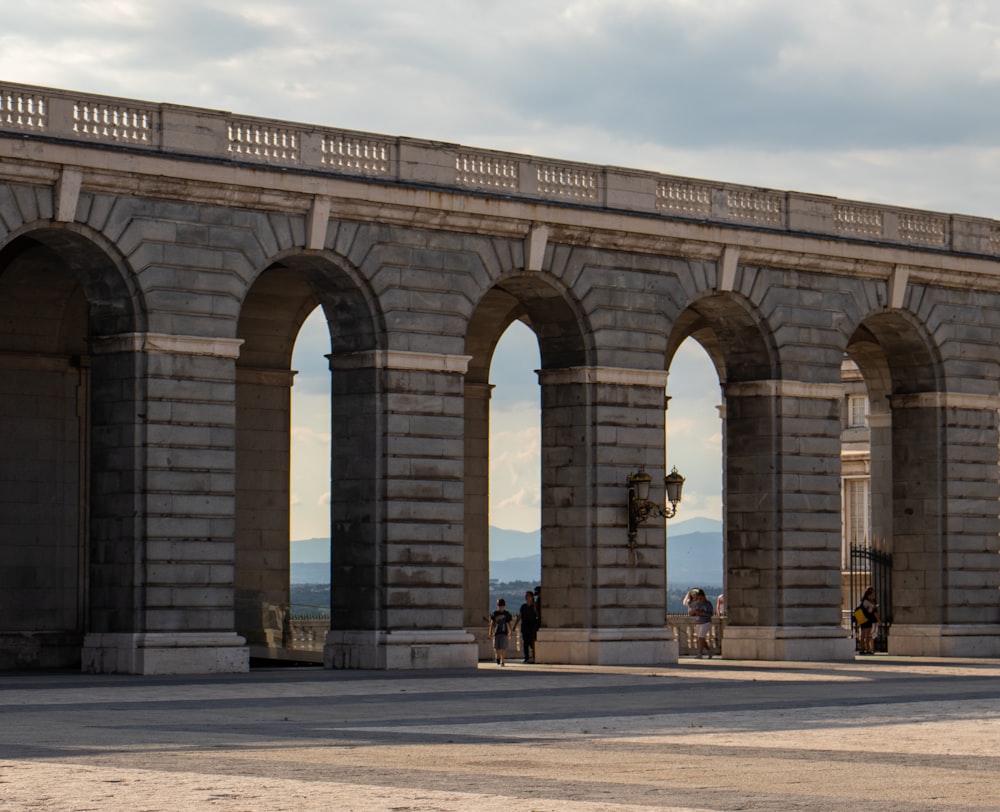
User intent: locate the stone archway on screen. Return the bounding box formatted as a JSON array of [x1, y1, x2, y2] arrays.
[[667, 293, 778, 632], [847, 312, 950, 652], [667, 289, 854, 660], [235, 254, 379, 661], [464, 274, 589, 658], [0, 228, 140, 670]]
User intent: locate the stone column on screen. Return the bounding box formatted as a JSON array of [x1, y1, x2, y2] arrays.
[[536, 366, 679, 666], [324, 350, 478, 669], [888, 392, 1000, 656], [463, 380, 493, 658], [82, 333, 249, 675], [234, 366, 296, 654], [868, 410, 893, 545], [721, 380, 855, 660], [0, 351, 88, 669]]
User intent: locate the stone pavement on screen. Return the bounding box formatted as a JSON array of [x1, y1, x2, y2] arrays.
[[1, 656, 999, 811]]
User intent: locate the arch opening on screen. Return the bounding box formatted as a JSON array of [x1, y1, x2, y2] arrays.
[[464, 275, 587, 658], [486, 319, 541, 635], [664, 338, 723, 620], [666, 293, 778, 634], [0, 229, 139, 670], [843, 311, 946, 638], [234, 255, 376, 663]]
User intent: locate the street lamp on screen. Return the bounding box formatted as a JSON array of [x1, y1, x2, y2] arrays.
[[626, 466, 685, 546]]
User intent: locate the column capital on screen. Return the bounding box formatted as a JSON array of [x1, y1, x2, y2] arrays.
[[90, 332, 244, 359], [328, 349, 471, 374], [464, 381, 495, 398], [889, 391, 1000, 411], [724, 380, 843, 399], [537, 366, 669, 388]]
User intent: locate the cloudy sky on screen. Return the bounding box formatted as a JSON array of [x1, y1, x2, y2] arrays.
[[5, 1, 999, 535]]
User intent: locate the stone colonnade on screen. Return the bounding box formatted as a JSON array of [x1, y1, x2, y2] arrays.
[[0, 83, 998, 673]]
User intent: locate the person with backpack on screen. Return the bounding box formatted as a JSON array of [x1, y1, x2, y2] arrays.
[[488, 598, 513, 666], [856, 587, 881, 655]]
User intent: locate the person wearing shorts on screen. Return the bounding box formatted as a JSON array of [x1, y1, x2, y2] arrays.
[[688, 589, 714, 658]]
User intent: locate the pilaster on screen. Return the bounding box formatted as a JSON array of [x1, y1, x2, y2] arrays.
[[536, 365, 678, 665], [235, 365, 296, 653], [463, 380, 493, 650], [325, 349, 479, 669], [889, 391, 1000, 635], [722, 378, 850, 660], [81, 632, 248, 675], [86, 333, 246, 674]]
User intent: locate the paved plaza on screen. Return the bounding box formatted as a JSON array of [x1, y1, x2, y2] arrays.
[[1, 656, 998, 811]]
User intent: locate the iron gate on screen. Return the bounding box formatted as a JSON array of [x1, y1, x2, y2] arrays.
[[849, 542, 892, 652]]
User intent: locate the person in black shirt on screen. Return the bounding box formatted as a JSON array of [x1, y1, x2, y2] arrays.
[[488, 598, 513, 666], [513, 590, 539, 663]]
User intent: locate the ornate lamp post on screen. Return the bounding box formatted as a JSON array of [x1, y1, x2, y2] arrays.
[[626, 466, 685, 546]]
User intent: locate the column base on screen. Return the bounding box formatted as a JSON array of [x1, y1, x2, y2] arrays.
[[722, 626, 855, 661], [0, 631, 83, 670], [887, 624, 1000, 657], [81, 633, 249, 675], [324, 629, 478, 670], [536, 627, 679, 666]]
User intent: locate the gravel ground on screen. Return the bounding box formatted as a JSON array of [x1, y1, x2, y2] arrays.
[[1, 657, 998, 811]]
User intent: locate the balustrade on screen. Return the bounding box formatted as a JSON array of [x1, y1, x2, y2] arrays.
[[2, 80, 999, 258], [665, 614, 725, 657]]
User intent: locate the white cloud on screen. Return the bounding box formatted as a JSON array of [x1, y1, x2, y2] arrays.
[[291, 425, 331, 445], [703, 432, 722, 453], [670, 490, 723, 523], [489, 418, 542, 532], [495, 487, 541, 514]]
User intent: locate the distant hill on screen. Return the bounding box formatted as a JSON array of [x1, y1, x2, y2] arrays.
[[490, 554, 540, 583], [291, 528, 542, 565], [489, 526, 540, 559], [488, 520, 723, 586], [291, 562, 329, 585], [668, 516, 724, 536], [291, 519, 723, 590], [290, 537, 330, 564], [667, 526, 723, 588]]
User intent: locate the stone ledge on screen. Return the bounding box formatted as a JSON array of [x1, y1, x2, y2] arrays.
[[888, 624, 1000, 657], [82, 632, 249, 675], [722, 626, 855, 661], [537, 627, 679, 666], [324, 629, 478, 670]]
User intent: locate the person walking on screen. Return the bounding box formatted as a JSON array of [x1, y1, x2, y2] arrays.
[[488, 598, 513, 666], [688, 588, 714, 658], [513, 590, 539, 663]]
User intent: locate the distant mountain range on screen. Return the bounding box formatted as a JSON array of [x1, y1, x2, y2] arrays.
[[488, 519, 723, 587], [290, 537, 332, 564], [291, 517, 723, 588]]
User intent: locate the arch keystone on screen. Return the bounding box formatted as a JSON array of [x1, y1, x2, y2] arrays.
[[54, 167, 83, 222], [525, 224, 549, 271], [888, 264, 910, 310], [717, 244, 740, 291], [306, 196, 331, 250]]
